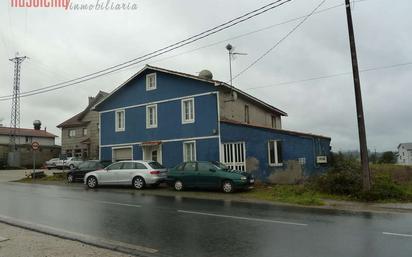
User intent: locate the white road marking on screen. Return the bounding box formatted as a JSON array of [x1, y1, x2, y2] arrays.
[[95, 200, 141, 208], [383, 232, 412, 238], [178, 210, 308, 226]]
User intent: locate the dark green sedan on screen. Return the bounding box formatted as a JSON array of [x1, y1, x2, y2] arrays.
[[167, 161, 255, 193]]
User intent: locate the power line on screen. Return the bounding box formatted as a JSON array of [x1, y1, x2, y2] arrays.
[[232, 0, 328, 81], [0, 0, 292, 101], [243, 61, 412, 90]]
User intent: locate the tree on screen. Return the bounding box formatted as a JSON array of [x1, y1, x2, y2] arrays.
[[379, 151, 396, 164]]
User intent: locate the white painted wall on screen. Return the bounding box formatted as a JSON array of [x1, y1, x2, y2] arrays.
[[398, 144, 412, 165]]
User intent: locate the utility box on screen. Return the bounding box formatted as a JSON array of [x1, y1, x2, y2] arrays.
[[316, 156, 328, 164]]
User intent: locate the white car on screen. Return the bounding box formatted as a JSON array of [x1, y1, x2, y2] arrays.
[[84, 160, 167, 189], [45, 158, 60, 170], [56, 157, 83, 170]]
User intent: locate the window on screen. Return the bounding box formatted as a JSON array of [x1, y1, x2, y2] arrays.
[[25, 136, 32, 143], [271, 116, 276, 129], [183, 162, 197, 171], [66, 150, 73, 157], [68, 129, 76, 137], [115, 110, 125, 132], [149, 161, 165, 169], [183, 141, 196, 162], [122, 162, 135, 169], [83, 128, 88, 136], [245, 105, 250, 124], [181, 98, 195, 124], [198, 162, 213, 172], [175, 163, 185, 171], [107, 162, 123, 170], [268, 140, 283, 166], [146, 104, 158, 128], [146, 73, 157, 91], [135, 163, 147, 169]]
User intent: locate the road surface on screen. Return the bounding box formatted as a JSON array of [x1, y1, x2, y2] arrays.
[[0, 182, 411, 257]]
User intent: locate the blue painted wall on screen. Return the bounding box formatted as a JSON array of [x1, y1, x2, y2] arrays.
[[220, 122, 331, 179], [96, 69, 217, 111], [100, 138, 219, 168], [100, 93, 218, 145]]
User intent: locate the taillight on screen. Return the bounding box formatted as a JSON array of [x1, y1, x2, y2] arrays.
[[150, 170, 160, 175]]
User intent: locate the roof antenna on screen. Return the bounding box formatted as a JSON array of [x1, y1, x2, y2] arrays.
[[226, 43, 247, 102]]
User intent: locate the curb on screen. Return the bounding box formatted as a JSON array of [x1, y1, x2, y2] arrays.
[[0, 214, 170, 257]]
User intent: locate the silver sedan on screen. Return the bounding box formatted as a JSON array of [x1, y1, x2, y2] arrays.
[[84, 160, 167, 189]]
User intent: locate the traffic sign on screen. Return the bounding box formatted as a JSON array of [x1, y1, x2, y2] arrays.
[[31, 141, 40, 150]]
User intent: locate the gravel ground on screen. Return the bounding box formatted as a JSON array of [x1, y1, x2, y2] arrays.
[[0, 223, 133, 257]]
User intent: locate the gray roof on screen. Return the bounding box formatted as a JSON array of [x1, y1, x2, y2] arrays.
[[398, 143, 412, 150], [94, 65, 287, 116]]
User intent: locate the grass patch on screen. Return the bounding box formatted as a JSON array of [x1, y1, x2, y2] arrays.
[[17, 174, 66, 183], [242, 185, 325, 206]]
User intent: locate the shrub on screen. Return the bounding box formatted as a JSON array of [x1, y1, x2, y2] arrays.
[[358, 173, 410, 201]]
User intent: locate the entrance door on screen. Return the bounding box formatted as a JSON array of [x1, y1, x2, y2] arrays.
[[222, 142, 246, 171], [143, 145, 162, 164]]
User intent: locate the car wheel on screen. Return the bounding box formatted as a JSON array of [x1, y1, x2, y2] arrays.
[[222, 180, 234, 193], [69, 164, 75, 170], [174, 180, 183, 191], [87, 176, 98, 189], [133, 177, 145, 190], [67, 174, 74, 183]]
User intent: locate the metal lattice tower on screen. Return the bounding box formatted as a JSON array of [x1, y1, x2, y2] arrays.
[[9, 55, 27, 151]]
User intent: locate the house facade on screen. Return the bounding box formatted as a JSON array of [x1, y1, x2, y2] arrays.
[[398, 143, 412, 165], [0, 123, 60, 168], [57, 91, 108, 160], [94, 65, 331, 181]]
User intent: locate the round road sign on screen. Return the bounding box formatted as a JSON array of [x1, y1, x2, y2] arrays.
[[31, 141, 40, 150]]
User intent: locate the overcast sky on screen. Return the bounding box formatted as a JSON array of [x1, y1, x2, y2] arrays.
[[0, 0, 411, 152]]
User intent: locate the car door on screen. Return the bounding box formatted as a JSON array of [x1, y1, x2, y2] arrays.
[[101, 162, 123, 184], [181, 162, 198, 187], [117, 162, 136, 184], [196, 162, 221, 189]]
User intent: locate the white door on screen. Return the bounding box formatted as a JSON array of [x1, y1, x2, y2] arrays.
[[143, 145, 162, 164], [222, 142, 246, 171], [117, 161, 135, 184], [113, 147, 132, 162]]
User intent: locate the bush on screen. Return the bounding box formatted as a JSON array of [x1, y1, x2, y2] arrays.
[[359, 173, 410, 201], [307, 153, 412, 202]]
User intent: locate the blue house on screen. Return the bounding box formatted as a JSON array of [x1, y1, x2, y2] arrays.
[[94, 65, 331, 182]]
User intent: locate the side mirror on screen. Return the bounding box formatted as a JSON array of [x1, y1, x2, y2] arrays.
[[209, 168, 216, 172]]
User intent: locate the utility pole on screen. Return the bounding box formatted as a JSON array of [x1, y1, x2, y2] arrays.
[[9, 55, 27, 152], [345, 0, 371, 191]]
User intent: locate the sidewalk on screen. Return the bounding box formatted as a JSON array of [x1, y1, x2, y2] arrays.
[[0, 222, 133, 257]]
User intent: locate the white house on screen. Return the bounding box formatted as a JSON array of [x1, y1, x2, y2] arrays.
[[398, 143, 412, 165]]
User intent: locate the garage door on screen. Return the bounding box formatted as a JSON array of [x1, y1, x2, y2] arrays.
[[113, 147, 132, 161]]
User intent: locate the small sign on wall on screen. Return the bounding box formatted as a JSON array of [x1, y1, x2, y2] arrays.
[[316, 156, 328, 164]]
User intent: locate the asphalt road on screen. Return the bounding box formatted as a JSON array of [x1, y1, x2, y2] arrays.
[[0, 182, 411, 257]]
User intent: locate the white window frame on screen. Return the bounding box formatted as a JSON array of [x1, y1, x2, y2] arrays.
[[83, 128, 88, 136], [181, 98, 195, 124], [69, 129, 76, 138], [268, 140, 283, 167], [183, 141, 196, 162], [146, 73, 157, 91], [146, 104, 158, 129], [115, 110, 125, 132]]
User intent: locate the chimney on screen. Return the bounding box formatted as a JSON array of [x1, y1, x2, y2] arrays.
[[33, 120, 41, 130], [88, 96, 95, 105]]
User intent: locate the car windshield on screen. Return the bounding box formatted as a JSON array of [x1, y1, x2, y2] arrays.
[[148, 161, 165, 169], [211, 161, 229, 170]]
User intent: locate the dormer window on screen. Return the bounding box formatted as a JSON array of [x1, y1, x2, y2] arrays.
[[146, 73, 157, 91]]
